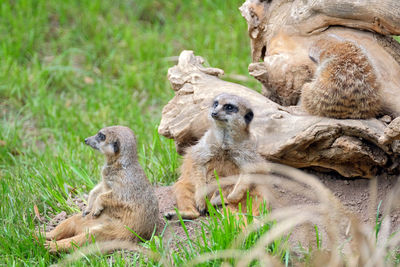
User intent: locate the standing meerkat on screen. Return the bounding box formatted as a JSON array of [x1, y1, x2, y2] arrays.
[[165, 93, 265, 220], [301, 36, 382, 119], [44, 126, 159, 252]]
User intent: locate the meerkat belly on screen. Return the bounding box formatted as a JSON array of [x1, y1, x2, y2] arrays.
[[205, 156, 240, 183]]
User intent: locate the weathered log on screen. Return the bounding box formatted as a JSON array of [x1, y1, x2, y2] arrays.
[[240, 0, 400, 115], [159, 51, 400, 178], [379, 117, 400, 147]]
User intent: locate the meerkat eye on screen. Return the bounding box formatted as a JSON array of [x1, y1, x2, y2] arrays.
[[212, 101, 218, 108], [97, 132, 106, 141], [223, 104, 238, 113]]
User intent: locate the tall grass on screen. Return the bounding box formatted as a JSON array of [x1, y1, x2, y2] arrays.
[[57, 193, 290, 266], [1, 0, 399, 265], [0, 0, 258, 265]]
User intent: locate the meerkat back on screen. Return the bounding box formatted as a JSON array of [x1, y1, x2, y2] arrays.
[[301, 37, 382, 119]]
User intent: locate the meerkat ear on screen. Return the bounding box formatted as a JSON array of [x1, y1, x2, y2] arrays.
[[244, 110, 254, 124], [113, 141, 120, 153]]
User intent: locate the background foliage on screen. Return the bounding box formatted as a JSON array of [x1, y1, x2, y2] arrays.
[[0, 0, 260, 265]]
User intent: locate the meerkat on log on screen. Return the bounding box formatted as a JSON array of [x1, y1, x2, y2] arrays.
[[301, 35, 383, 119], [165, 93, 266, 220], [44, 126, 159, 252]]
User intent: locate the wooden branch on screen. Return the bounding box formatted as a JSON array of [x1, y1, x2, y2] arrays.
[[240, 0, 400, 40], [296, 0, 400, 35], [159, 51, 400, 178], [239, 0, 400, 115]]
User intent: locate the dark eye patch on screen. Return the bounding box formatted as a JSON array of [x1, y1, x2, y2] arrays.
[[212, 101, 218, 108], [113, 141, 119, 153], [97, 132, 106, 141], [223, 104, 238, 113], [244, 110, 254, 124]]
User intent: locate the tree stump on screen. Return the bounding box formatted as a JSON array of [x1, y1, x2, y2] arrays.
[[159, 51, 400, 178]]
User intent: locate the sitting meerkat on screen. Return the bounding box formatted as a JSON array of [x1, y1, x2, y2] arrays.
[[44, 126, 159, 252], [165, 93, 266, 220], [301, 35, 382, 119]]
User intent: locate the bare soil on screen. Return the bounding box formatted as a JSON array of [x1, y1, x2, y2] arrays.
[[154, 170, 400, 248], [43, 171, 399, 250]]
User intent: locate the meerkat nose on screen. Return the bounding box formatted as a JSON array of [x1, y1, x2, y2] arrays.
[[211, 112, 218, 118]]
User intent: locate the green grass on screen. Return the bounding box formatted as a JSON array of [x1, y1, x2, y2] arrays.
[[0, 0, 261, 265], [2, 0, 399, 265], [52, 196, 290, 266], [153, 199, 289, 266]]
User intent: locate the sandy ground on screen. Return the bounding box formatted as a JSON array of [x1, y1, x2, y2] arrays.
[[43, 170, 399, 251]]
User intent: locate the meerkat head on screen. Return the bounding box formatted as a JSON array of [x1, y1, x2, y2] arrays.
[[84, 126, 137, 161], [210, 93, 254, 132]]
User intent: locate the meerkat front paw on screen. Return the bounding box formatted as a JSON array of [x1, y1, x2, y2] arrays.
[[82, 208, 91, 217], [44, 231, 55, 241], [227, 190, 244, 204], [45, 240, 58, 253], [91, 204, 104, 218], [164, 211, 177, 220], [194, 194, 207, 215], [227, 183, 250, 204], [210, 190, 223, 207]]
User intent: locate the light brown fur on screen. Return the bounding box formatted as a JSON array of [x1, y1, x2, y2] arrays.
[[165, 94, 265, 220], [301, 36, 382, 119], [44, 126, 159, 252]]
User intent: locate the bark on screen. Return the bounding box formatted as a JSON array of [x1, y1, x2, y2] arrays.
[[289, 0, 400, 36], [240, 0, 400, 112], [159, 51, 400, 178]]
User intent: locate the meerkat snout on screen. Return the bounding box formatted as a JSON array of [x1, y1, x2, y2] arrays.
[[85, 128, 124, 156]]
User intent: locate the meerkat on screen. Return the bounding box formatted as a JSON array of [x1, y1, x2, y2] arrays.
[[301, 35, 382, 119], [44, 126, 159, 252], [165, 93, 266, 220]]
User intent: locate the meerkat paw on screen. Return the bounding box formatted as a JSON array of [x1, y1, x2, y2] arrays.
[[45, 240, 59, 253], [44, 232, 54, 241], [226, 191, 243, 204], [210, 191, 223, 207], [91, 205, 104, 218], [195, 199, 207, 216], [194, 191, 208, 215], [82, 208, 91, 217], [164, 211, 177, 220], [227, 184, 249, 204]]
